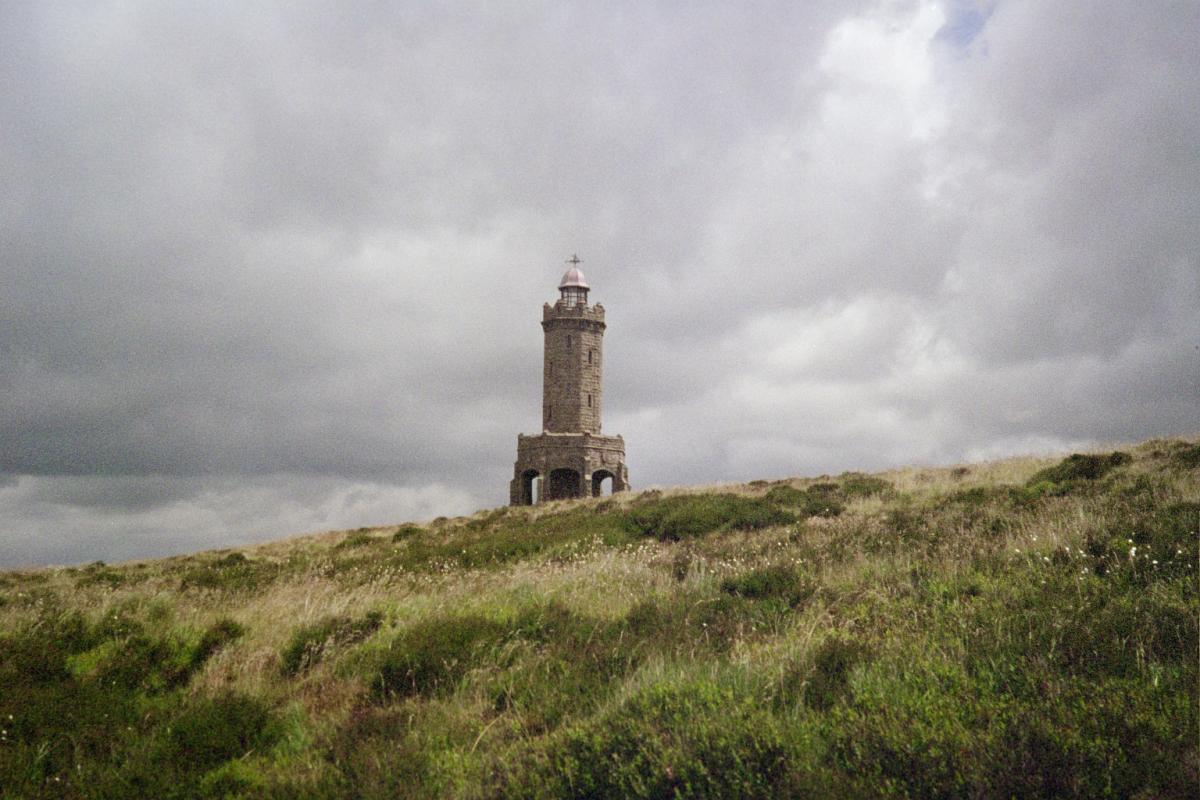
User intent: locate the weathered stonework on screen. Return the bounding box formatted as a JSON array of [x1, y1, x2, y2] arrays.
[[542, 302, 605, 434], [510, 264, 629, 504]]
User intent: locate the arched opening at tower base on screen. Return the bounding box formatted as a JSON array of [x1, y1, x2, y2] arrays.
[[592, 470, 615, 497], [518, 469, 541, 506], [547, 468, 581, 501]]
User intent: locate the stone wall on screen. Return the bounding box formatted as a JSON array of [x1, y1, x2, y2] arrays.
[[542, 301, 605, 434], [509, 432, 629, 504]]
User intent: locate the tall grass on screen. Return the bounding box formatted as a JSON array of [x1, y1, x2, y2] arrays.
[[0, 437, 1196, 798]]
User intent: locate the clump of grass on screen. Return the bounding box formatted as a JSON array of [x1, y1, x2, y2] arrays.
[[392, 524, 423, 541], [494, 679, 808, 799], [838, 472, 893, 497], [179, 552, 278, 593], [1027, 451, 1131, 487], [378, 506, 632, 574], [74, 561, 127, 588], [321, 705, 437, 797], [281, 610, 383, 675], [721, 564, 813, 607], [335, 530, 378, 550], [764, 483, 845, 517], [804, 636, 871, 710], [1170, 442, 1200, 469], [190, 617, 245, 672], [374, 614, 508, 700], [167, 692, 279, 772], [624, 493, 796, 541]]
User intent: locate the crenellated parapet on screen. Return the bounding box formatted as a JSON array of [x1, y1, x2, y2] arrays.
[[543, 301, 606, 326]]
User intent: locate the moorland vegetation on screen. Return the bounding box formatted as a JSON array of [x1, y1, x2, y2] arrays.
[[1, 437, 1197, 798]]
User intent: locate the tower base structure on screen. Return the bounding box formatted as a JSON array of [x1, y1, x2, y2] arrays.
[[510, 432, 629, 505]]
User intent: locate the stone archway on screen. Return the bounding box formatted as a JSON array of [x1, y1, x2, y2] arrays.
[[591, 469, 615, 497], [547, 468, 581, 501], [519, 469, 541, 505]]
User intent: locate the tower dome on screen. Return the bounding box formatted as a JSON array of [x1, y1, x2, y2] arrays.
[[558, 266, 590, 290], [558, 255, 590, 307]]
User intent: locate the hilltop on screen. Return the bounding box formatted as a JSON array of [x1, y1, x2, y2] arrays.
[[1, 437, 1197, 798]]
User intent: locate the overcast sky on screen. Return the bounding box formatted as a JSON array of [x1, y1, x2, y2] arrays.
[[2, 0, 1197, 566]]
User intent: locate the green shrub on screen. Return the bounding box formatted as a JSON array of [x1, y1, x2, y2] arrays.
[[1027, 451, 1131, 487], [765, 484, 844, 517], [374, 614, 508, 700], [196, 760, 268, 799], [392, 524, 423, 541], [191, 617, 245, 672], [671, 549, 692, 581], [491, 604, 636, 731], [495, 680, 808, 799], [805, 637, 871, 710], [179, 553, 277, 593], [335, 531, 377, 550], [764, 484, 806, 505], [838, 472, 893, 497], [321, 705, 434, 797], [95, 634, 175, 691], [92, 606, 146, 640], [75, 562, 127, 587], [387, 506, 632, 572], [168, 693, 278, 772], [721, 564, 813, 606], [1170, 442, 1200, 469], [281, 611, 383, 676], [624, 494, 796, 541], [949, 486, 994, 507]]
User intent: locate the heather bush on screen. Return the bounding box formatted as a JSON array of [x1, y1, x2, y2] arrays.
[[281, 610, 383, 676], [624, 493, 796, 540]]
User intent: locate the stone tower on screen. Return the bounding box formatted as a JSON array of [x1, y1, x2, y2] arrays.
[[510, 258, 629, 505]]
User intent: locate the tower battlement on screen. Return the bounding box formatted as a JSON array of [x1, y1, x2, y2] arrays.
[[542, 301, 606, 323], [511, 259, 629, 505]]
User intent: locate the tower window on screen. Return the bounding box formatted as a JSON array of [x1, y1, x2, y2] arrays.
[[587, 394, 592, 408], [566, 335, 572, 349], [588, 349, 593, 364]]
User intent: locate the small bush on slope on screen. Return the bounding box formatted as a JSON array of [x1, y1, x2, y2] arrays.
[[624, 493, 797, 540], [721, 564, 814, 607], [178, 551, 281, 594], [764, 484, 845, 517], [1026, 450, 1132, 491], [281, 610, 383, 676]]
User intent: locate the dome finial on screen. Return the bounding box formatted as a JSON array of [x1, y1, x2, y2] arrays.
[[558, 254, 590, 291], [558, 254, 590, 305]]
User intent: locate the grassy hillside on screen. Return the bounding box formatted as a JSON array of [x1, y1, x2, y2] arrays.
[[1, 438, 1197, 799]]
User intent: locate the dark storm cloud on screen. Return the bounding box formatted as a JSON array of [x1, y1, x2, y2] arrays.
[[1, 0, 1197, 566]]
